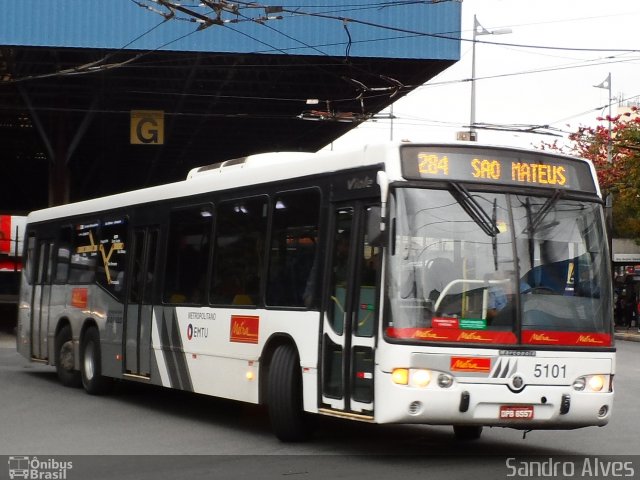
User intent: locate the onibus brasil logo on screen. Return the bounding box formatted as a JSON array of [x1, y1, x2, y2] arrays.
[[8, 456, 73, 479]]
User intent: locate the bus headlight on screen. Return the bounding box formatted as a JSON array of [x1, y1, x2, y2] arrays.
[[410, 369, 431, 388], [587, 375, 605, 392], [391, 368, 436, 388], [392, 368, 409, 385], [573, 375, 609, 392]]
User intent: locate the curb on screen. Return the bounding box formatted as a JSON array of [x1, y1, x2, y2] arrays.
[[615, 331, 640, 343]]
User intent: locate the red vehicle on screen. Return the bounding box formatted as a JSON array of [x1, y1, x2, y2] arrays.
[[0, 214, 26, 330]]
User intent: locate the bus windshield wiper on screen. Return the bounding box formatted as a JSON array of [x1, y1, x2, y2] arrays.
[[449, 182, 499, 237], [523, 189, 562, 234]]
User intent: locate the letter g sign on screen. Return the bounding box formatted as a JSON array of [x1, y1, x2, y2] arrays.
[[130, 110, 164, 145]]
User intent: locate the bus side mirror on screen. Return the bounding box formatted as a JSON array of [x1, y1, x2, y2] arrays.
[[369, 170, 389, 247], [367, 206, 384, 247]]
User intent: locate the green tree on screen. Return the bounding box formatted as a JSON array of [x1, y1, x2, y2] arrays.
[[540, 106, 640, 238]]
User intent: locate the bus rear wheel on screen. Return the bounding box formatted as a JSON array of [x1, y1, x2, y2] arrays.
[[267, 343, 313, 442], [453, 425, 483, 441], [80, 326, 113, 395], [55, 324, 81, 388]]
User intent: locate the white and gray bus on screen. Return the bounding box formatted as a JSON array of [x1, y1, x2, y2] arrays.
[[17, 142, 615, 441]]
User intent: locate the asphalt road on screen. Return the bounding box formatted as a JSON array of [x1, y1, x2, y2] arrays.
[[1, 334, 638, 479]]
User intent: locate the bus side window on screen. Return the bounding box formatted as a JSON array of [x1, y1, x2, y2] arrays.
[[24, 234, 36, 285], [211, 197, 267, 305], [355, 206, 381, 337], [96, 218, 128, 299], [163, 205, 213, 305], [266, 189, 321, 308], [54, 227, 72, 284], [69, 223, 98, 284], [211, 197, 267, 306]]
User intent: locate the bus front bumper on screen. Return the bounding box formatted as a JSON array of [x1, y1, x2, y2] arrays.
[[374, 374, 613, 429]]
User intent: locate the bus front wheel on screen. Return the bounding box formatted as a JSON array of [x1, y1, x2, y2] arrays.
[[80, 326, 113, 395], [55, 324, 81, 388], [267, 343, 313, 442]]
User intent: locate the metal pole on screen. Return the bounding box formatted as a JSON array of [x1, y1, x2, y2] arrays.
[[607, 72, 612, 164], [470, 15, 478, 140], [468, 17, 511, 142], [607, 76, 613, 276]]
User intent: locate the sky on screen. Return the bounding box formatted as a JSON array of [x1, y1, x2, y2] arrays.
[[326, 0, 640, 151]]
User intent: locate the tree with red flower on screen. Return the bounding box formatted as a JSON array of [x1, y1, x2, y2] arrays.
[[540, 106, 640, 238]]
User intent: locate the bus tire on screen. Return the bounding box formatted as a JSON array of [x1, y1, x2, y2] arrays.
[[267, 343, 312, 442], [453, 425, 483, 441], [55, 324, 81, 388], [80, 326, 113, 395]]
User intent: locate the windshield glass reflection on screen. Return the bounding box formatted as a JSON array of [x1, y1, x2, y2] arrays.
[[385, 187, 611, 345]]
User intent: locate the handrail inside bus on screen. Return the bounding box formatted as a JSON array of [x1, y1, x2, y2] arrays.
[[433, 278, 510, 316]]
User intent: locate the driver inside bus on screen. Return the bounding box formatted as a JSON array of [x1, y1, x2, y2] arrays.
[[486, 270, 531, 324], [486, 271, 508, 321]]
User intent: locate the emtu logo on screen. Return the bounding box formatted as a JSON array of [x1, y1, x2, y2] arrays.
[[186, 324, 208, 340]]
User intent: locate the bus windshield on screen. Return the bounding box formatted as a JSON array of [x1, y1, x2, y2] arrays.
[[386, 186, 612, 346]]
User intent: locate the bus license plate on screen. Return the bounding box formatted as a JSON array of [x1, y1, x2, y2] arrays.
[[499, 405, 534, 420]]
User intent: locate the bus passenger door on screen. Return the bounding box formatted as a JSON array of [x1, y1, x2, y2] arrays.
[[31, 239, 54, 360], [124, 228, 159, 377], [321, 203, 380, 416]]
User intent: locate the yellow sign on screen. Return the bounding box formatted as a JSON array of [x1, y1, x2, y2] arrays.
[[130, 110, 164, 145], [402, 146, 597, 192], [418, 153, 449, 175], [75, 230, 125, 285]]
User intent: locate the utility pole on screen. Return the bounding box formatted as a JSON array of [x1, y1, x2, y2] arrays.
[[461, 15, 511, 142]]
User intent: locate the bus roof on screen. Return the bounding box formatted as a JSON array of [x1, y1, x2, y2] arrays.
[[27, 143, 398, 224], [26, 141, 599, 224]]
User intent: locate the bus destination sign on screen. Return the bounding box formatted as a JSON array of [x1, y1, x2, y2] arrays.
[[401, 146, 597, 193]]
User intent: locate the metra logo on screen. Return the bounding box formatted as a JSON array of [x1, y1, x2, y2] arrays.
[[531, 333, 558, 342], [450, 357, 491, 372], [577, 335, 603, 344], [412, 329, 448, 340], [186, 323, 208, 340], [71, 288, 88, 309], [457, 331, 491, 342], [230, 315, 259, 344]]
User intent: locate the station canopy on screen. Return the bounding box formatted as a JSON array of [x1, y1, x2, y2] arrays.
[[0, 1, 461, 211]]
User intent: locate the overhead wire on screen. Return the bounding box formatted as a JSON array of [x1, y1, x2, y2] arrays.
[[265, 4, 640, 54], [217, 6, 407, 116], [60, 43, 638, 123], [0, 103, 313, 120], [7, 1, 637, 87], [148, 0, 640, 54], [133, 0, 640, 112], [6, 0, 640, 132], [2, 14, 198, 84], [363, 88, 640, 140], [414, 54, 640, 91]]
